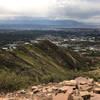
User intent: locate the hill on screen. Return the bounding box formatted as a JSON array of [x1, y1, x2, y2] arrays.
[[0, 40, 91, 92]]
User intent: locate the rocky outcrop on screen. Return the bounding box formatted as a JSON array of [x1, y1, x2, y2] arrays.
[[1, 77, 100, 100]]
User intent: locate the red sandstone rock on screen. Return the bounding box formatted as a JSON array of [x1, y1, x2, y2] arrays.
[[75, 77, 93, 85]]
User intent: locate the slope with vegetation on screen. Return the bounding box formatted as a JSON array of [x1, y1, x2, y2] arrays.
[[0, 40, 92, 92]]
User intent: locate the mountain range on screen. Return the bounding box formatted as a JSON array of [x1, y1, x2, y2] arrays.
[[0, 17, 93, 29]]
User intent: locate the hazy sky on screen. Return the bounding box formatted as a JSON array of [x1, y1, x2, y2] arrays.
[[0, 0, 100, 22]]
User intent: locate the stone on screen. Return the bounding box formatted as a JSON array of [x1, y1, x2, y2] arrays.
[[32, 86, 38, 90], [53, 93, 72, 100], [51, 86, 58, 91], [78, 84, 93, 91], [80, 91, 91, 100], [94, 82, 100, 87], [17, 90, 26, 94], [37, 94, 53, 100], [55, 89, 67, 95], [47, 93, 52, 96], [0, 77, 96, 100], [47, 88, 53, 93], [90, 94, 100, 100], [72, 95, 83, 100], [62, 80, 77, 86], [42, 88, 47, 93], [66, 93, 73, 100], [93, 88, 100, 94], [88, 78, 94, 84], [75, 77, 93, 85], [33, 89, 39, 94]]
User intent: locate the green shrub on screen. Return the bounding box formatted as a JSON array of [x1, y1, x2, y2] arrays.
[[0, 70, 30, 92]]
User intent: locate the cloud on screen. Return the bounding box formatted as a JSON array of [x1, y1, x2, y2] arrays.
[[0, 0, 52, 18], [0, 0, 100, 22], [49, 0, 100, 22]]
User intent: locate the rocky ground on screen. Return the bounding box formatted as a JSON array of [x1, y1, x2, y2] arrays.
[[0, 77, 100, 100]]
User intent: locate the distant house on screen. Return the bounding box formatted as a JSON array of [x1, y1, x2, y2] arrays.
[[2, 47, 8, 50], [24, 42, 30, 45], [30, 40, 38, 43], [70, 39, 76, 41], [63, 39, 68, 41]]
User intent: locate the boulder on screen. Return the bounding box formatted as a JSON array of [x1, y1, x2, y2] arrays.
[[42, 88, 47, 93], [66, 93, 73, 100], [37, 94, 53, 100], [55, 86, 75, 95], [47, 88, 53, 93], [17, 90, 26, 94], [33, 89, 40, 94], [32, 86, 38, 90], [93, 88, 100, 94], [90, 94, 100, 100], [55, 89, 67, 95], [53, 93, 73, 100], [32, 86, 42, 94], [62, 80, 77, 86], [72, 95, 83, 100], [75, 77, 93, 85], [88, 78, 94, 84], [78, 84, 93, 91], [94, 82, 100, 87], [47, 86, 58, 93], [80, 91, 91, 100]]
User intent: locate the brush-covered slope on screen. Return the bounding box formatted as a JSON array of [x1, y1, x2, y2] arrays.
[[0, 40, 91, 92]]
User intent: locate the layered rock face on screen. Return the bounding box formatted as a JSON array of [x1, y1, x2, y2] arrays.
[[1, 77, 100, 100]]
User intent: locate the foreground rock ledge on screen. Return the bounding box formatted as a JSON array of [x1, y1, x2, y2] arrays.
[[1, 77, 100, 100]]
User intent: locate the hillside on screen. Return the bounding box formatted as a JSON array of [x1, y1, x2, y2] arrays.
[[0, 40, 91, 92]]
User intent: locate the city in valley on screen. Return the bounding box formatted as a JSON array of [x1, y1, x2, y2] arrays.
[[0, 28, 100, 56]]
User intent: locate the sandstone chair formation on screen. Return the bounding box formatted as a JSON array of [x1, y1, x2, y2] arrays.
[[1, 77, 100, 100]]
